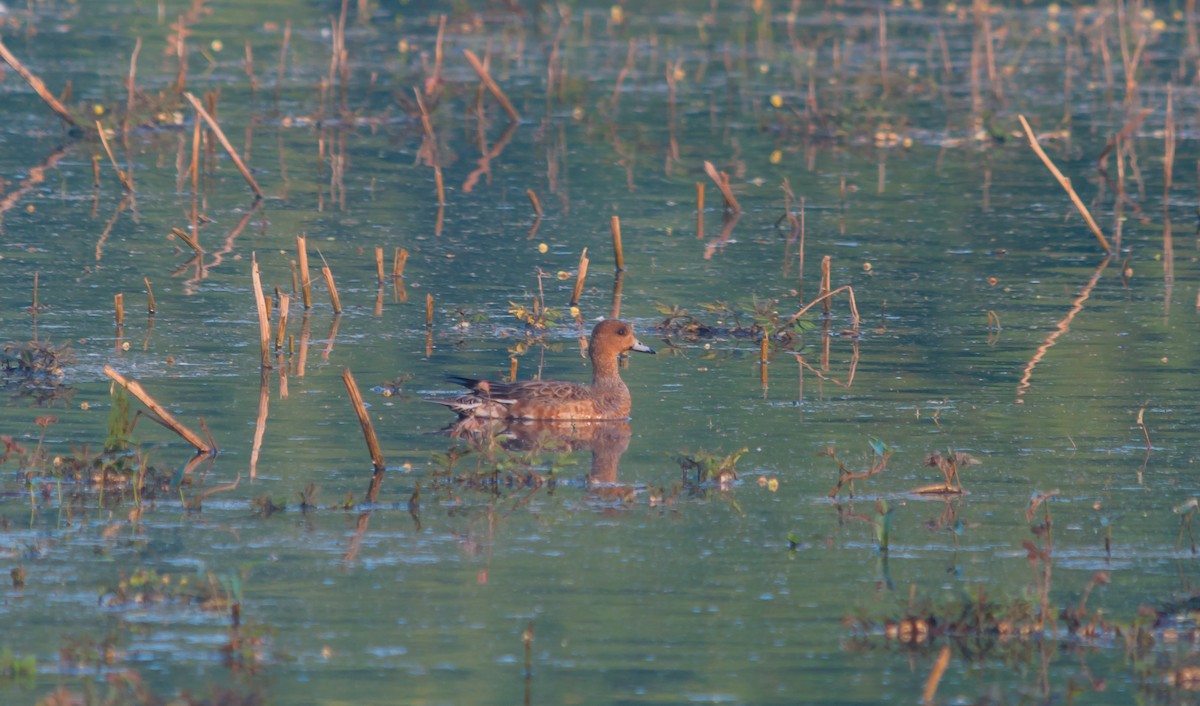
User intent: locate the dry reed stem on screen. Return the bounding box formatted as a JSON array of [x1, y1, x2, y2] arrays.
[[251, 255, 271, 368], [342, 367, 387, 497], [0, 39, 79, 129], [170, 226, 204, 254], [114, 293, 124, 325], [1164, 83, 1176, 197], [322, 266, 342, 314], [374, 246, 384, 285], [104, 366, 214, 454], [462, 49, 522, 122], [143, 277, 155, 314], [509, 356, 519, 382], [124, 38, 142, 136], [426, 15, 446, 96], [696, 181, 705, 239], [703, 160, 741, 213], [570, 248, 589, 306], [781, 285, 860, 330], [393, 247, 408, 277], [183, 91, 264, 200], [819, 256, 832, 315], [275, 293, 290, 350], [610, 216, 625, 271], [91, 154, 100, 188], [1017, 114, 1112, 254], [96, 122, 135, 192], [297, 235, 312, 309], [527, 189, 543, 216], [425, 293, 434, 327], [921, 646, 951, 705], [610, 271, 624, 319]]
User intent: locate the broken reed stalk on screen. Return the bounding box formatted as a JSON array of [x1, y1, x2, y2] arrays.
[[297, 235, 312, 309], [275, 293, 290, 350], [144, 277, 155, 314], [820, 255, 832, 315], [342, 367, 387, 501], [696, 181, 705, 239], [104, 366, 214, 454], [781, 285, 861, 330], [1016, 114, 1112, 254], [322, 266, 342, 314], [509, 356, 519, 382], [610, 216, 625, 271], [393, 247, 408, 277], [527, 188, 543, 217], [114, 293, 124, 325], [0, 38, 80, 129], [91, 155, 101, 188], [124, 38, 142, 136], [570, 248, 589, 307], [425, 293, 434, 327], [96, 122, 135, 192], [759, 333, 769, 364], [462, 49, 522, 122], [1165, 83, 1176, 198], [374, 246, 384, 285], [182, 91, 265, 200], [170, 226, 204, 254], [703, 160, 741, 213], [921, 645, 951, 705], [251, 255, 271, 368]]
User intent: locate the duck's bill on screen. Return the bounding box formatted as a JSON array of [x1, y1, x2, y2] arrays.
[[631, 340, 656, 354]]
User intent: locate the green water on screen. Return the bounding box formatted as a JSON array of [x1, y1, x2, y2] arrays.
[[0, 0, 1198, 703]]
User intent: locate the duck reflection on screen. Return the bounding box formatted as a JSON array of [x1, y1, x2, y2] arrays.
[[444, 417, 633, 498]]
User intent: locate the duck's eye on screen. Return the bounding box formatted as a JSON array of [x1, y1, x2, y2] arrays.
[[617, 327, 627, 336]]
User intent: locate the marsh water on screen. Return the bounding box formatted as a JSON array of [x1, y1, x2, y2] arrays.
[[1, 0, 1199, 703]]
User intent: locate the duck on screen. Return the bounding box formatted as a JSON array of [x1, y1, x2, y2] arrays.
[[431, 319, 655, 420]]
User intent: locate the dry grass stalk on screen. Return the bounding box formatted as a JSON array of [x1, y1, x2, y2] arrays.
[[462, 49, 522, 122], [393, 247, 408, 277], [0, 39, 79, 129], [570, 248, 589, 307], [921, 646, 952, 705], [374, 246, 384, 285], [170, 226, 204, 254], [509, 356, 518, 382], [1017, 114, 1112, 254], [297, 235, 312, 309], [696, 181, 705, 239], [144, 277, 155, 314], [1164, 83, 1176, 197], [251, 255, 271, 368], [703, 160, 741, 213], [274, 20, 291, 105], [425, 293, 434, 327], [819, 255, 832, 315], [527, 189, 543, 217], [96, 122, 135, 192], [91, 154, 101, 188], [610, 216, 625, 271], [425, 15, 447, 96], [322, 266, 342, 314], [183, 91, 264, 200], [781, 285, 861, 331], [114, 293, 124, 325], [275, 293, 290, 350], [104, 366, 214, 454], [123, 38, 142, 136], [342, 368, 387, 498]]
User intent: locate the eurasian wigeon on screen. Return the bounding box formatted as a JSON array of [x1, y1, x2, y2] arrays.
[[431, 319, 655, 420]]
